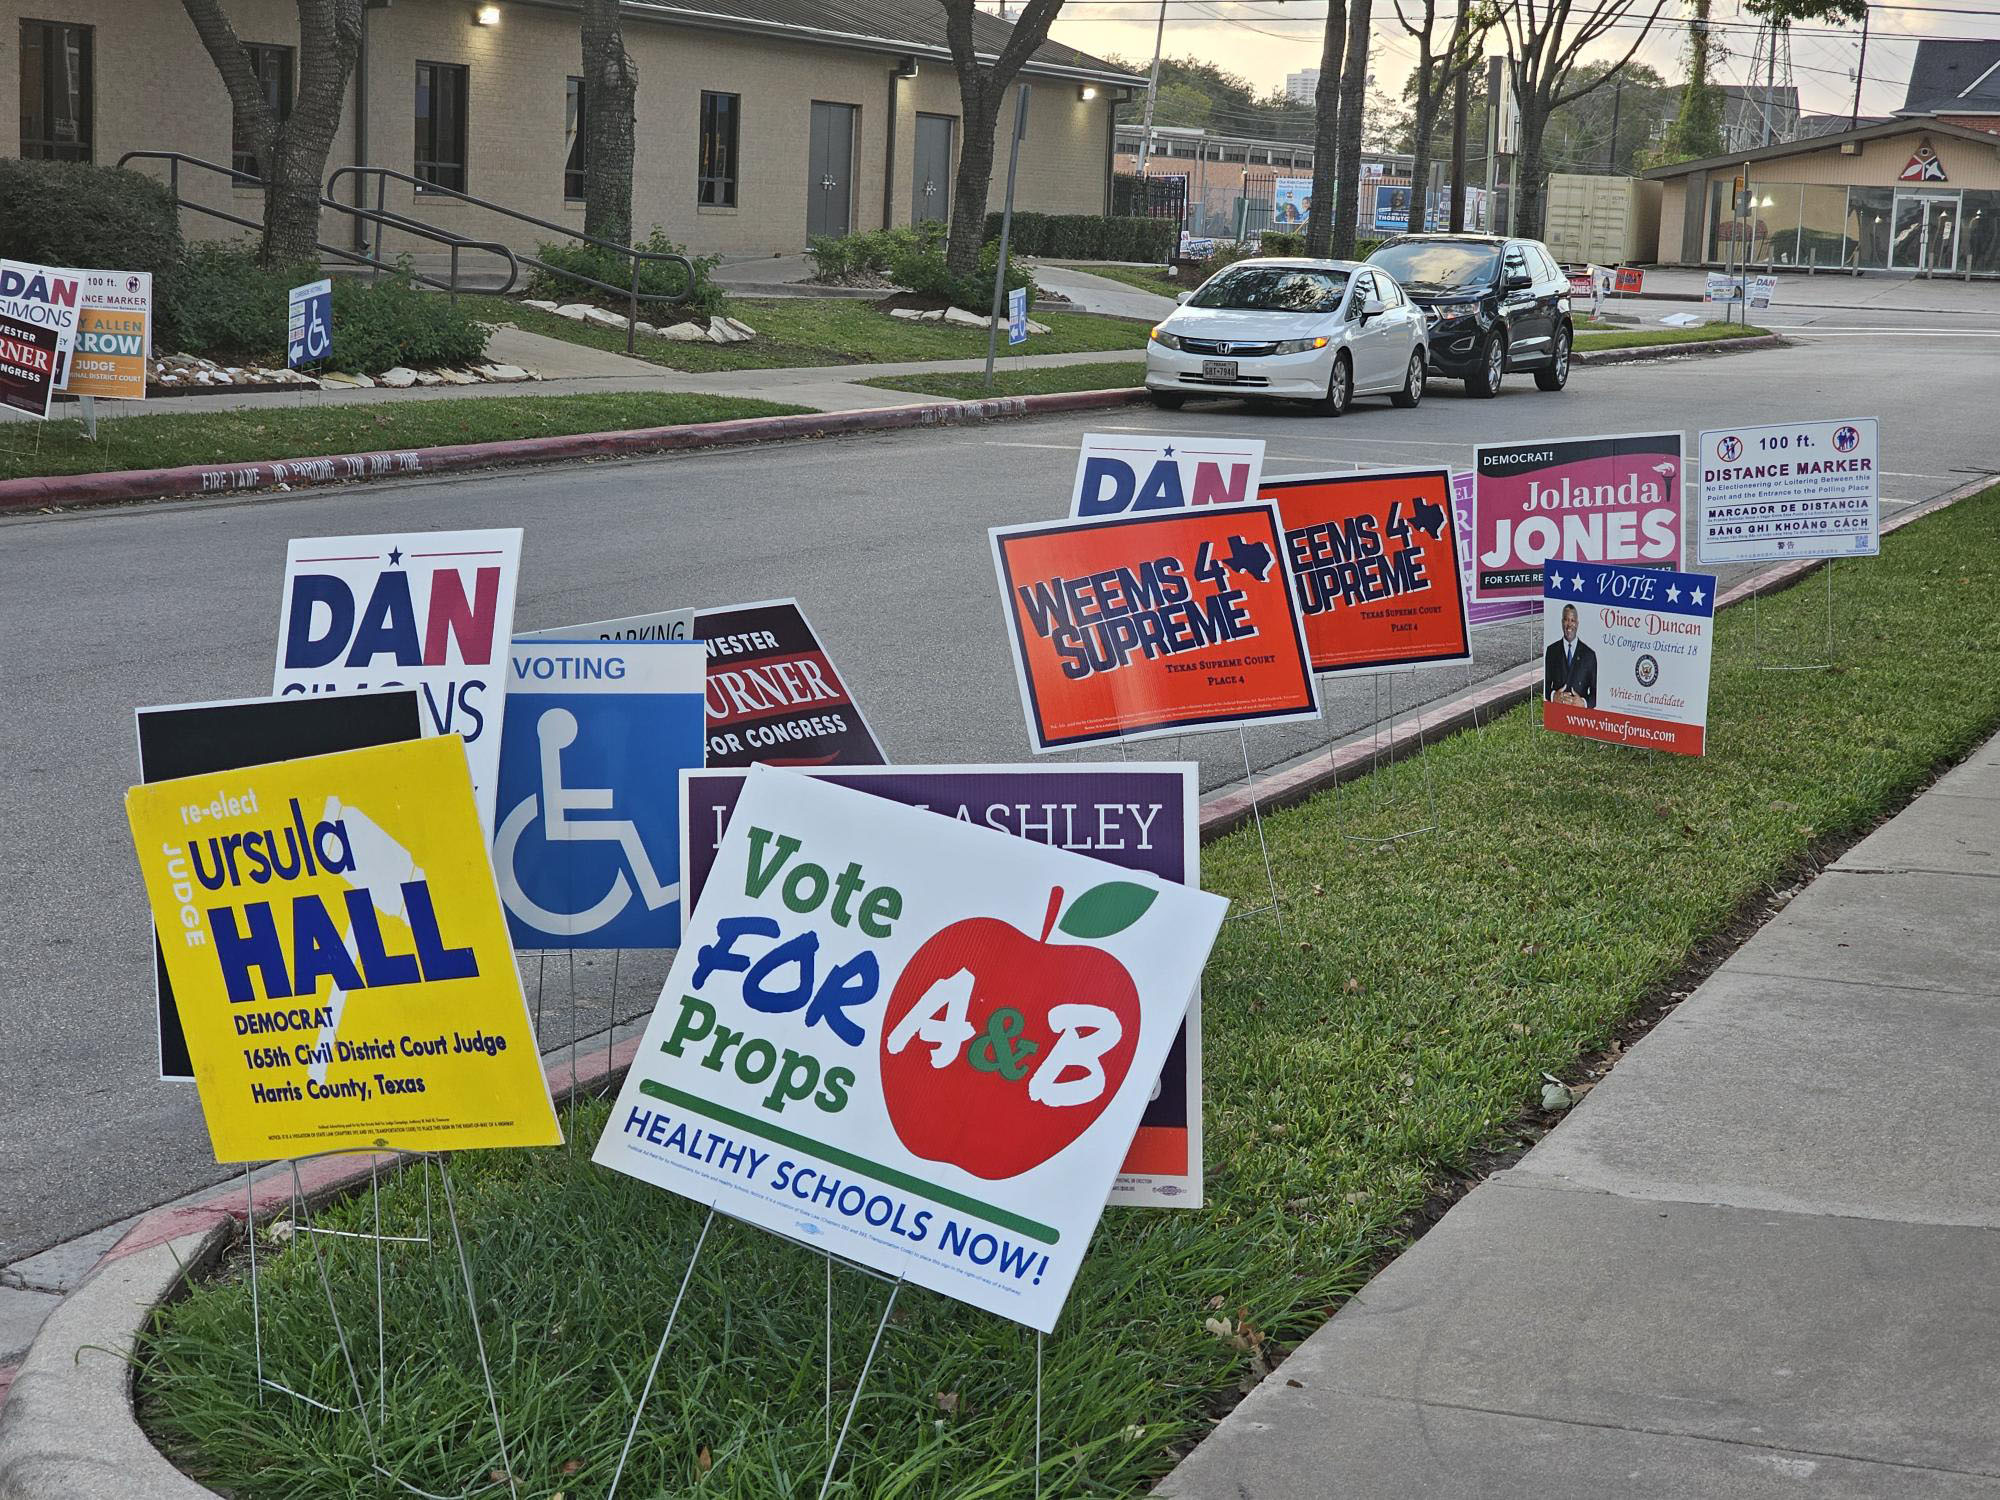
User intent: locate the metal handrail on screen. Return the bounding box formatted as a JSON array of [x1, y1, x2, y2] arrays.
[[117, 150, 521, 301], [326, 165, 705, 352]]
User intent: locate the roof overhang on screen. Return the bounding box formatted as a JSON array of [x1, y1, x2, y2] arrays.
[[1641, 116, 2000, 178]]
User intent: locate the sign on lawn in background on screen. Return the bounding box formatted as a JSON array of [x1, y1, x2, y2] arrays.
[[274, 527, 523, 832], [64, 270, 151, 400], [288, 278, 332, 369], [1473, 432, 1685, 603], [992, 505, 1320, 751], [0, 311, 59, 419], [1008, 286, 1028, 346], [693, 599, 886, 768], [0, 260, 80, 385], [1697, 418, 1879, 565], [136, 688, 425, 1082], [1750, 274, 1779, 310], [1614, 267, 1644, 294], [1704, 272, 1745, 303], [494, 640, 706, 949], [1258, 467, 1473, 674], [1450, 470, 1538, 627], [1542, 560, 1714, 756], [594, 765, 1226, 1331], [125, 736, 563, 1163], [681, 763, 1206, 1206], [1070, 433, 1266, 517], [520, 608, 695, 642]]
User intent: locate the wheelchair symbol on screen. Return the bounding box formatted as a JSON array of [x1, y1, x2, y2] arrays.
[[496, 708, 677, 936]]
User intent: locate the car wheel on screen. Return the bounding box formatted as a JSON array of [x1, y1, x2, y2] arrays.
[[1466, 335, 1505, 398], [1390, 349, 1425, 409], [1316, 353, 1352, 417], [1149, 390, 1186, 411], [1535, 326, 1571, 391]]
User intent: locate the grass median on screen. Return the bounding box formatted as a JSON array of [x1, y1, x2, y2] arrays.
[[0, 392, 812, 483], [138, 485, 2000, 1497], [466, 295, 1146, 373], [1575, 319, 1770, 352]]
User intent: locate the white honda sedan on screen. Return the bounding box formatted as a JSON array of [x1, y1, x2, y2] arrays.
[[1145, 258, 1429, 417]]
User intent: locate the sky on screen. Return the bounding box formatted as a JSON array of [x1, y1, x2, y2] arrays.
[[1021, 0, 2000, 124]]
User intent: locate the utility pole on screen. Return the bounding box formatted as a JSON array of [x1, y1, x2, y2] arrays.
[[1448, 65, 1469, 230], [1136, 0, 1168, 173], [1850, 5, 1869, 129]]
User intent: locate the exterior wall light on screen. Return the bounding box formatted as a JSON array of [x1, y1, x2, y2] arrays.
[[475, 4, 501, 24], [1079, 85, 1099, 101]]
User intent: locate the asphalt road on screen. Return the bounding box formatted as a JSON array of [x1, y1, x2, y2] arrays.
[[1, 334, 1992, 1263]]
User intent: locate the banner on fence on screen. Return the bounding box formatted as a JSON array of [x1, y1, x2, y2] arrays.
[[136, 689, 425, 1082], [1543, 560, 1714, 755], [125, 736, 563, 1163], [991, 505, 1320, 750], [1472, 432, 1685, 603], [494, 640, 706, 949], [1258, 467, 1472, 674], [1272, 178, 1311, 226], [680, 763, 1205, 1206], [1070, 433, 1266, 517], [594, 765, 1226, 1330], [274, 527, 523, 833], [64, 270, 152, 400], [1696, 418, 1879, 565], [0, 311, 59, 419]]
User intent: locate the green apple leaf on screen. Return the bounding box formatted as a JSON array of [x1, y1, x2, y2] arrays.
[[1057, 881, 1157, 939]]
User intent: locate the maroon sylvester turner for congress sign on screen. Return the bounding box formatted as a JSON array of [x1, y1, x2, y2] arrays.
[[694, 599, 887, 767]]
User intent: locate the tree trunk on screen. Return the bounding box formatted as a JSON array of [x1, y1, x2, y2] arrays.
[[945, 86, 1000, 276], [179, 0, 361, 268], [1407, 106, 1435, 234], [581, 0, 637, 245], [1329, 0, 1373, 256], [1448, 66, 1469, 231], [1513, 103, 1549, 241], [1303, 0, 1348, 257]]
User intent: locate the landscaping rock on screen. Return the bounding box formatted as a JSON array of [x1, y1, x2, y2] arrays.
[[582, 306, 629, 329], [943, 306, 989, 328], [554, 303, 595, 321], [436, 368, 480, 385], [723, 317, 757, 340], [1026, 319, 1052, 335], [890, 307, 922, 320], [661, 322, 709, 341], [522, 299, 560, 312], [378, 367, 418, 389], [474, 364, 530, 383], [413, 370, 444, 386], [707, 315, 752, 344], [634, 320, 658, 335], [918, 309, 947, 322], [321, 372, 375, 388]]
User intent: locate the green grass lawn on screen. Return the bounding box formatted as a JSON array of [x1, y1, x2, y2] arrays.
[[138, 487, 2000, 1498], [0, 392, 810, 483], [467, 295, 1146, 373], [1576, 320, 1770, 352], [862, 360, 1148, 399], [1045, 262, 1186, 296]]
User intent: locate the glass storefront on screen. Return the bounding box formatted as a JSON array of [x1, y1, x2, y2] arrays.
[[1704, 181, 2000, 275]]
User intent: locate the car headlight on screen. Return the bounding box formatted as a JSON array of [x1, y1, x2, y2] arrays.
[[1273, 336, 1331, 355], [1150, 326, 1181, 350]]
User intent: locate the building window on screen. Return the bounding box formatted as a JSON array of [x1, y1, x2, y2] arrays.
[[415, 61, 469, 192], [18, 20, 93, 162], [699, 91, 739, 207], [232, 44, 295, 181], [565, 78, 587, 200]]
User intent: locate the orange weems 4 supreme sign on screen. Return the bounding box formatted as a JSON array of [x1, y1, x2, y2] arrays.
[[991, 503, 1321, 752], [1258, 467, 1473, 675]]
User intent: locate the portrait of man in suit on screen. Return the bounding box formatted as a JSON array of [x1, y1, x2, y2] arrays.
[[1545, 603, 1597, 708]]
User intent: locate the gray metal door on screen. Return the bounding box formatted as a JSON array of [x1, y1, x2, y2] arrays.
[[912, 113, 954, 226], [807, 101, 856, 241]]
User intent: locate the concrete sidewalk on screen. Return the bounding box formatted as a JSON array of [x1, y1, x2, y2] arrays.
[[1159, 735, 2000, 1499]]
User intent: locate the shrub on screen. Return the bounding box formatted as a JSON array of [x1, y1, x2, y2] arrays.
[[165, 244, 315, 362], [327, 270, 489, 373], [525, 226, 724, 318], [0, 157, 187, 341], [808, 224, 937, 283], [1258, 229, 1306, 256], [982, 212, 1176, 263]]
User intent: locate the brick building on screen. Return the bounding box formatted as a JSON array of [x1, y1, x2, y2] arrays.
[[6, 0, 1142, 258]]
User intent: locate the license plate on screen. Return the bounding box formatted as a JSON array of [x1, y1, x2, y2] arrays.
[[1201, 359, 1238, 382]]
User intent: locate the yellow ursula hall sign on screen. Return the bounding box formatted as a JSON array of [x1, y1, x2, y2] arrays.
[[125, 736, 562, 1162]]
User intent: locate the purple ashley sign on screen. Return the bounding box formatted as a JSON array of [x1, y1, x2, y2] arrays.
[[1454, 471, 1539, 628], [679, 764, 1203, 1207]]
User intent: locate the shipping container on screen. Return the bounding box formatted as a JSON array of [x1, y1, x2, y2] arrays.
[[1541, 174, 1663, 265]]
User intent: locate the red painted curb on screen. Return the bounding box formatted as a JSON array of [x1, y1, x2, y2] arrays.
[[0, 386, 1150, 513], [1573, 333, 1783, 366]]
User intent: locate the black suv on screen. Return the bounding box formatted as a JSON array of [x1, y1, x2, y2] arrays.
[[1365, 234, 1572, 398]]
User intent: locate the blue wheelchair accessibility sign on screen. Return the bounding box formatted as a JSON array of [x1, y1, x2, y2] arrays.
[[495, 639, 705, 948]]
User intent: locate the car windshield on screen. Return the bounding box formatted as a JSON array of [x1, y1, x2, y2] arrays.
[[1189, 266, 1350, 312], [1368, 242, 1502, 295]]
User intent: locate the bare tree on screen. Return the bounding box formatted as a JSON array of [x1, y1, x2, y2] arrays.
[[1498, 0, 1670, 236], [580, 0, 638, 244], [1327, 0, 1375, 255], [940, 0, 1066, 278], [1303, 5, 1348, 257], [1396, 0, 1492, 232], [180, 0, 361, 266]]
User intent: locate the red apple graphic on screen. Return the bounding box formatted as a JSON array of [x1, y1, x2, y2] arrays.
[[879, 882, 1151, 1180]]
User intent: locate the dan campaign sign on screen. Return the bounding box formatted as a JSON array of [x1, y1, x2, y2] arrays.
[[1258, 467, 1472, 674], [1697, 418, 1879, 565], [1473, 432, 1685, 603], [124, 736, 563, 1163], [1070, 434, 1266, 517], [275, 528, 523, 832], [0, 311, 60, 419], [681, 764, 1205, 1206], [594, 765, 1226, 1331], [65, 270, 152, 401], [0, 260, 80, 384], [694, 599, 886, 767], [992, 505, 1320, 751], [136, 689, 425, 1082], [494, 640, 706, 949], [1543, 560, 1714, 755]]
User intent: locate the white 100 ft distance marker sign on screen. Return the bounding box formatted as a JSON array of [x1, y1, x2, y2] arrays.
[[1697, 418, 1879, 565], [593, 764, 1227, 1332]]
